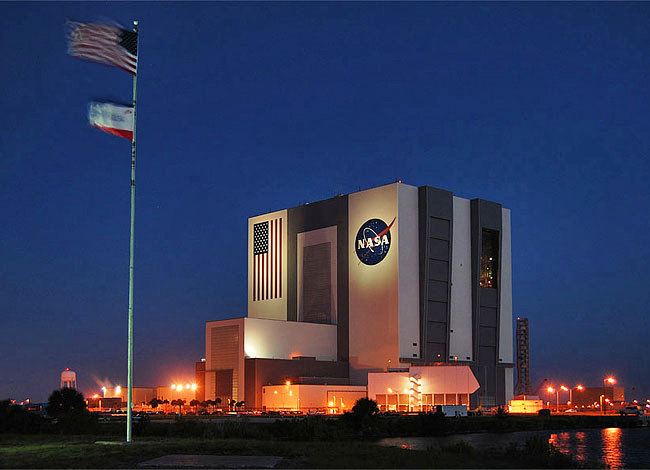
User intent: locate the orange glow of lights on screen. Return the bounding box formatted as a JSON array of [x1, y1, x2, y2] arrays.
[[185, 384, 190, 389], [171, 384, 176, 390], [561, 386, 569, 392], [328, 401, 334, 407], [577, 385, 584, 390], [92, 394, 99, 399], [285, 380, 291, 386], [547, 386, 555, 393], [387, 388, 393, 393], [606, 377, 616, 384], [274, 390, 277, 394], [191, 384, 197, 391]]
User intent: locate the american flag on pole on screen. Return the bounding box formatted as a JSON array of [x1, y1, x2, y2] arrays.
[[253, 218, 282, 301], [67, 21, 138, 75]]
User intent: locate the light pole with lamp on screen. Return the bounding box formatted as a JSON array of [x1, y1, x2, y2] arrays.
[[547, 386, 559, 413], [560, 385, 569, 408], [603, 377, 615, 415]]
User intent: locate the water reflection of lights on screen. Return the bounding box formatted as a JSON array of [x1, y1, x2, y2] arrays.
[[548, 431, 588, 463], [575, 432, 586, 462], [601, 428, 622, 469]]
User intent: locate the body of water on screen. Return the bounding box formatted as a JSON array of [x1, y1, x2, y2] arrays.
[[377, 427, 650, 468]]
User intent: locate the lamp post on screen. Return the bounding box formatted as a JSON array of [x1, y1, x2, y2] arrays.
[[560, 385, 569, 408], [547, 386, 559, 413], [603, 377, 615, 415], [571, 385, 583, 409]]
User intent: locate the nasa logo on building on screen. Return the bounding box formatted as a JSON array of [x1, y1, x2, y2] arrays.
[[355, 217, 395, 265]]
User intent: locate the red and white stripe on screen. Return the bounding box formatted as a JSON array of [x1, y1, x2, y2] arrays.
[[253, 218, 282, 301], [68, 22, 137, 75]]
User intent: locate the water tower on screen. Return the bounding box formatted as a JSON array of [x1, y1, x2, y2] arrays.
[[60, 368, 77, 389]]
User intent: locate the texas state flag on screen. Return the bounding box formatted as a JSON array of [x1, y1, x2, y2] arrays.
[[88, 101, 134, 140]]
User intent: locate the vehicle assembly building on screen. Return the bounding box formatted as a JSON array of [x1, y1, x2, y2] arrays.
[[204, 182, 514, 411]]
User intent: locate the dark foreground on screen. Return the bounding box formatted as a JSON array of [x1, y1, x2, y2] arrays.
[[0, 434, 582, 469], [3, 410, 638, 468]]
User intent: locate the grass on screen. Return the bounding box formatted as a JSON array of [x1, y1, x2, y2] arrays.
[[0, 434, 583, 469]]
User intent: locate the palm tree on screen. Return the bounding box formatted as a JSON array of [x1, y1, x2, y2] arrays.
[[149, 398, 161, 410], [170, 399, 181, 414], [215, 397, 222, 411], [189, 399, 200, 413]]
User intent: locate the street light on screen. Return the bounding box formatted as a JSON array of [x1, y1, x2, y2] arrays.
[[560, 385, 569, 407], [603, 377, 616, 415], [547, 386, 559, 412]]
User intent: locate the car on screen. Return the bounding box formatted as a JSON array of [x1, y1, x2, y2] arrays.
[[619, 406, 643, 416], [564, 409, 577, 413]]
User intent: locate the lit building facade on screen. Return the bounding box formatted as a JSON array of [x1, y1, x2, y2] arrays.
[[205, 182, 514, 409]]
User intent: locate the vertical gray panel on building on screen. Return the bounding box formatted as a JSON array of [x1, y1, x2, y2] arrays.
[[470, 198, 505, 407], [302, 242, 332, 324], [287, 196, 348, 361], [418, 186, 453, 363]]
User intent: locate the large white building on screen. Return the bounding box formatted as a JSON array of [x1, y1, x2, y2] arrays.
[[205, 182, 513, 410]]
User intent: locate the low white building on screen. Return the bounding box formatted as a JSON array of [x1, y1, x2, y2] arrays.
[[262, 383, 366, 413], [368, 365, 480, 412]]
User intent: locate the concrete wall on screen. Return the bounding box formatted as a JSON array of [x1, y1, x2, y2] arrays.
[[248, 209, 288, 320], [450, 196, 473, 361], [243, 317, 337, 361], [398, 184, 421, 361], [499, 208, 513, 364], [348, 183, 400, 383]]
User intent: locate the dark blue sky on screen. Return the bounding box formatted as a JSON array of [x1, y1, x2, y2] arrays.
[[2, 3, 648, 402]]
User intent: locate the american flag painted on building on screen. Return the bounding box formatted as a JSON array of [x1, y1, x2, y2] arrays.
[[253, 218, 282, 301]]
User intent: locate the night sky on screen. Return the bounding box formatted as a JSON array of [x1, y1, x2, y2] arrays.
[[2, 3, 649, 403]]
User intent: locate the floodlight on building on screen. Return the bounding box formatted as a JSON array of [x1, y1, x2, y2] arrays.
[[191, 383, 197, 391], [171, 384, 176, 390]]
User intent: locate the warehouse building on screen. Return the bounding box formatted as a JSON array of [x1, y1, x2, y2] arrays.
[[205, 182, 514, 410]]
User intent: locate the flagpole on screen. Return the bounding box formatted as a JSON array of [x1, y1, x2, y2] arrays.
[[126, 19, 139, 444]]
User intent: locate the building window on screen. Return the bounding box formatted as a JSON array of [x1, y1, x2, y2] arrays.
[[480, 229, 499, 289]]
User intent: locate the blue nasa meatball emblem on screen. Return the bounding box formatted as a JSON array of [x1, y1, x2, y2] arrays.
[[355, 217, 395, 265]]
